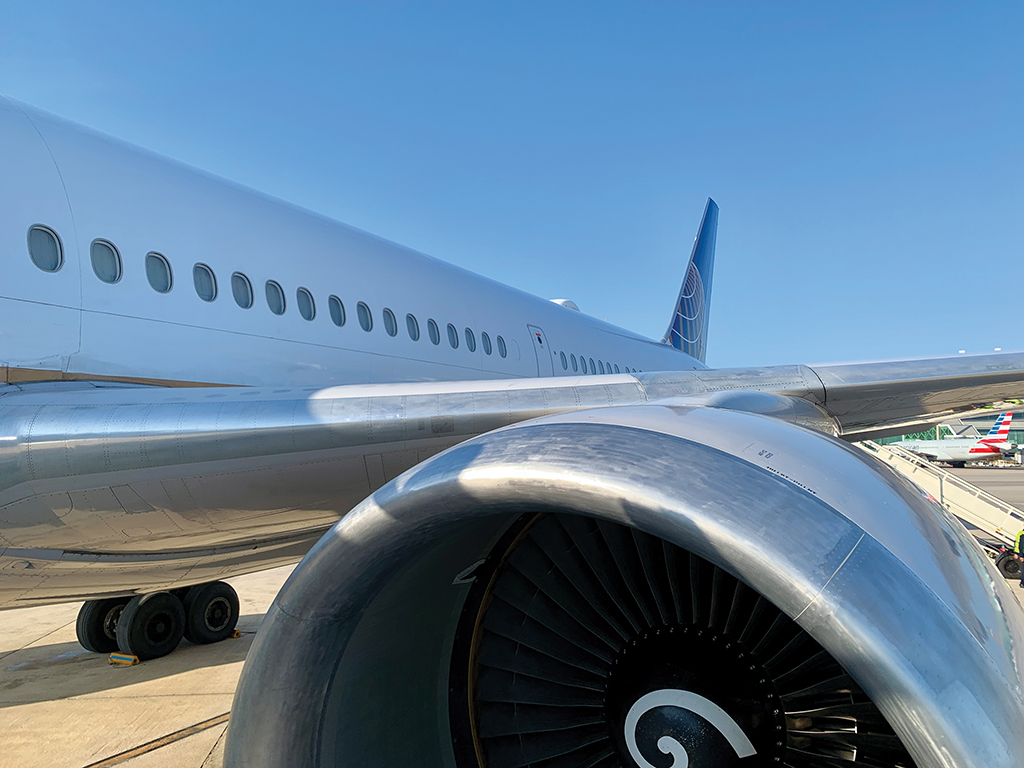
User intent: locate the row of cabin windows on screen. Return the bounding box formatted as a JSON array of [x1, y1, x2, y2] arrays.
[[29, 225, 645, 373], [555, 350, 639, 376], [26, 224, 511, 359]]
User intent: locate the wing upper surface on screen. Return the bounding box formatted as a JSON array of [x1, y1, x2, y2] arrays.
[[806, 352, 1024, 439], [0, 353, 1021, 604], [0, 352, 1021, 473]]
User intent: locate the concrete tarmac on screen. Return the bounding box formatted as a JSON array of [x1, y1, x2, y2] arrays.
[[0, 565, 295, 768]]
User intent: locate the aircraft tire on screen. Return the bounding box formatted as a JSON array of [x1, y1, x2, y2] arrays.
[[183, 581, 239, 644], [996, 552, 1022, 579], [76, 597, 130, 654], [116, 592, 185, 660]]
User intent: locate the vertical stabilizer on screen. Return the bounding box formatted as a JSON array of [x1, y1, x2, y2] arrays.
[[981, 412, 1013, 443], [661, 198, 718, 363]]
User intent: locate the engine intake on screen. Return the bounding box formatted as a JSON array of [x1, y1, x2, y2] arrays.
[[226, 404, 1024, 768]]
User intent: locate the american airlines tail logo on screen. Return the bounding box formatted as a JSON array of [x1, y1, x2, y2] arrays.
[[982, 412, 1013, 441], [624, 689, 757, 768], [976, 413, 1014, 452]]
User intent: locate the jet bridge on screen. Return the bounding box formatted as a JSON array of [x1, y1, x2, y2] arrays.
[[860, 441, 1024, 573]]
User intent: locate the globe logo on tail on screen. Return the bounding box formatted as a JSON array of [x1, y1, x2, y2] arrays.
[[670, 262, 706, 360]]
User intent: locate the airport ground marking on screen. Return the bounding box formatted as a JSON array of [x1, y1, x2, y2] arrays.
[[80, 712, 230, 768]]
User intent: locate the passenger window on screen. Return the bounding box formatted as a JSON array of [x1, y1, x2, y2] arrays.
[[193, 263, 217, 302], [406, 314, 420, 341], [614, 364, 620, 374], [146, 252, 172, 293], [297, 287, 316, 321], [589, 358, 596, 375], [481, 332, 492, 355], [579, 352, 587, 372], [428, 319, 440, 345], [357, 302, 373, 331], [27, 225, 63, 272], [570, 354, 578, 372], [231, 272, 253, 308], [265, 280, 286, 315], [90, 240, 122, 283], [465, 328, 476, 352], [560, 351, 567, 370], [447, 323, 459, 349], [383, 308, 398, 336], [497, 335, 507, 358], [329, 295, 346, 326], [598, 360, 605, 374]]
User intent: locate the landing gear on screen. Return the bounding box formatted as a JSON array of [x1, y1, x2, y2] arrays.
[[76, 581, 240, 659], [116, 592, 186, 661], [76, 597, 130, 653], [996, 552, 1022, 580], [183, 581, 239, 644]]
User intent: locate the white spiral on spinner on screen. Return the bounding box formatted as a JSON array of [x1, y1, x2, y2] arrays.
[[624, 689, 757, 768]]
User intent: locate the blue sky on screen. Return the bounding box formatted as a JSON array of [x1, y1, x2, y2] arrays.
[[1, 2, 1020, 367]]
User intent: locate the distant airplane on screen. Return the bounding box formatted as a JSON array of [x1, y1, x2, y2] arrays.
[[893, 412, 1016, 467], [2, 97, 1024, 768]]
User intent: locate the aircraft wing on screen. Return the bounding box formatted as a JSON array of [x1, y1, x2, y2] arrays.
[[1, 350, 1023, 607], [806, 352, 1024, 439]]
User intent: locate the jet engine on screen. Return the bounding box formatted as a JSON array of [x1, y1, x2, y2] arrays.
[[225, 402, 1024, 768]]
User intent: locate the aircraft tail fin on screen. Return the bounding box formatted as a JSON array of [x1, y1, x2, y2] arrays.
[[981, 412, 1013, 442], [662, 198, 718, 363]]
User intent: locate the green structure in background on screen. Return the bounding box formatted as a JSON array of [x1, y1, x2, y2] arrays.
[[877, 427, 944, 444]]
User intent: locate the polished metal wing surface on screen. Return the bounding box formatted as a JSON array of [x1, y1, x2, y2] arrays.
[[0, 350, 1022, 607]]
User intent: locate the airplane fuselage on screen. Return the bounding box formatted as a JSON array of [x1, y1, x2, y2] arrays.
[[0, 97, 701, 390], [895, 437, 1012, 463]]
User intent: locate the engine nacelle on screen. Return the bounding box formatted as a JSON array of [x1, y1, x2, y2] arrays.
[[225, 404, 1024, 768]]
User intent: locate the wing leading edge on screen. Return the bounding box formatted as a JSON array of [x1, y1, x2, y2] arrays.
[[0, 352, 1021, 606]]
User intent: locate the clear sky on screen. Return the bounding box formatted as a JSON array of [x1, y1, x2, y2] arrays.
[[1, 2, 1020, 368]]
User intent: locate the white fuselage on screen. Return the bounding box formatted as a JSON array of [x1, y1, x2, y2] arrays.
[[894, 437, 1010, 463], [0, 97, 700, 388]]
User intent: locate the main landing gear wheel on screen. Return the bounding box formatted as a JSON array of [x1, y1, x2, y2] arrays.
[[76, 597, 130, 654], [116, 591, 186, 661], [450, 513, 917, 768], [183, 581, 239, 644], [996, 552, 1022, 580]]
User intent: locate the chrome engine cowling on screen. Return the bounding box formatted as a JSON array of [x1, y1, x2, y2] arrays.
[[225, 404, 1024, 768]]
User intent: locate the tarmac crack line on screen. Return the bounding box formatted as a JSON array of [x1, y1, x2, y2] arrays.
[[80, 712, 229, 768], [201, 725, 228, 768]]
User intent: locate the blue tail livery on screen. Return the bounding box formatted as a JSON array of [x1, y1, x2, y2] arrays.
[[662, 197, 718, 364]]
